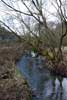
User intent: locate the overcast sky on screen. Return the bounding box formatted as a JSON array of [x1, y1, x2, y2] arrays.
[[0, 0, 66, 34], [0, 0, 57, 21]]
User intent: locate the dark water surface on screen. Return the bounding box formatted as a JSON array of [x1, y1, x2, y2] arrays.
[[17, 55, 67, 100]]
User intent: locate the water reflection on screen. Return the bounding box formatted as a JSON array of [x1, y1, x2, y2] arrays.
[[46, 76, 63, 100], [17, 55, 67, 100]]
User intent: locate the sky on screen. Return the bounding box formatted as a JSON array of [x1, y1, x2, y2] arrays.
[[0, 0, 66, 34], [0, 0, 57, 21]]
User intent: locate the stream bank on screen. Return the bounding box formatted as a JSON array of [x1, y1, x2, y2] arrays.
[[0, 43, 32, 100]]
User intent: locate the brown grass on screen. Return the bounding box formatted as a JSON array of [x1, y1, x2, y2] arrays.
[[0, 42, 32, 100]]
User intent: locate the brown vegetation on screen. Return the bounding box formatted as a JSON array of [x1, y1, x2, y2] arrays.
[[0, 42, 32, 100]]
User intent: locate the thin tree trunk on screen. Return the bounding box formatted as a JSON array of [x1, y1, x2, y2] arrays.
[[58, 21, 67, 61]]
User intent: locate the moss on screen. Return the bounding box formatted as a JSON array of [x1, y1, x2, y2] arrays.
[[42, 50, 48, 56], [32, 47, 38, 53], [15, 68, 22, 77], [41, 50, 54, 60]]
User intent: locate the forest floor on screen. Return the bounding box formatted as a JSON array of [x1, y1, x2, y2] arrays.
[[0, 41, 32, 100]]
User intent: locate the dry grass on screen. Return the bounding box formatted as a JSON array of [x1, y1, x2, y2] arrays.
[[0, 42, 32, 100]]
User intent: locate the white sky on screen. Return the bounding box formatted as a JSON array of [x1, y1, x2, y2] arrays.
[[0, 0, 57, 21], [0, 0, 66, 34]]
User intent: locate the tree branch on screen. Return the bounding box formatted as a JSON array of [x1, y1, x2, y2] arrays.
[[0, 20, 22, 41], [1, 0, 31, 16]]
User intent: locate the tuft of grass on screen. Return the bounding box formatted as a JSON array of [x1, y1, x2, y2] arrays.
[[15, 68, 22, 77]]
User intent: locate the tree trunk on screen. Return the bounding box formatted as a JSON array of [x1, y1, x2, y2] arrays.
[[57, 21, 67, 62]]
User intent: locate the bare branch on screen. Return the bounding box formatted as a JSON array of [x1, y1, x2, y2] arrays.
[[22, 1, 44, 24], [0, 20, 22, 41], [1, 0, 31, 16], [1, 0, 44, 25]]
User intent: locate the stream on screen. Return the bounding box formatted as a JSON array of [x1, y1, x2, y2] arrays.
[[17, 54, 67, 100]]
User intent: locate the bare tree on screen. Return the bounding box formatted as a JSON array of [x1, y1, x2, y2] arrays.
[[0, 0, 67, 61]]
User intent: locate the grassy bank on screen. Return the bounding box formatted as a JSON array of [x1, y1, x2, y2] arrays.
[[0, 42, 32, 100]]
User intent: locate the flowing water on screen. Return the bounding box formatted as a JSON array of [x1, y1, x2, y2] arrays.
[[17, 54, 67, 100]]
